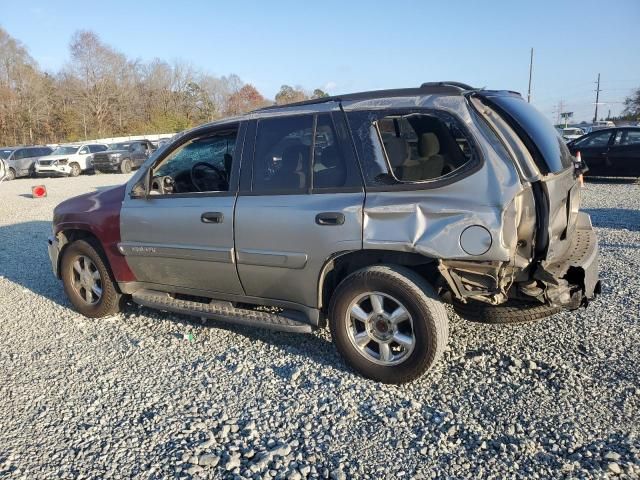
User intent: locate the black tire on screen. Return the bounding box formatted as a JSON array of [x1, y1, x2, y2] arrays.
[[6, 168, 16, 181], [61, 239, 123, 318], [453, 298, 561, 324], [69, 162, 81, 177], [120, 159, 132, 174], [329, 265, 449, 384]]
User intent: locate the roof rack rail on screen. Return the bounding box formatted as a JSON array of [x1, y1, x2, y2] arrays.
[[420, 81, 475, 90], [252, 82, 471, 113]]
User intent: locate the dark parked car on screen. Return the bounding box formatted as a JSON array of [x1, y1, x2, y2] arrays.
[[567, 127, 640, 177], [48, 82, 599, 383], [91, 140, 157, 174], [1, 145, 54, 180]]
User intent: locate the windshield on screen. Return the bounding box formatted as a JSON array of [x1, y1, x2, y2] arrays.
[[0, 149, 13, 160], [109, 143, 132, 151], [484, 93, 573, 173], [52, 146, 79, 155]]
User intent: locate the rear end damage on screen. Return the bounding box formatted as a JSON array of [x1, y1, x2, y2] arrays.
[[444, 91, 601, 310]]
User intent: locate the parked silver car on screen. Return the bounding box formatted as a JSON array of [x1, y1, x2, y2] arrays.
[[2, 145, 53, 180], [48, 82, 600, 383]]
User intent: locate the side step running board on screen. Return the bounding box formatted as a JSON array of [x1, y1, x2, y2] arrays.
[[132, 289, 314, 333]]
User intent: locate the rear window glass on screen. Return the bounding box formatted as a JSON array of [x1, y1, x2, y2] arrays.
[[312, 113, 362, 190], [487, 94, 573, 173], [252, 115, 314, 193]]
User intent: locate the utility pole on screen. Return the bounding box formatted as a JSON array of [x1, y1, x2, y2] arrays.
[[593, 73, 601, 123], [555, 99, 564, 125], [527, 48, 534, 103]]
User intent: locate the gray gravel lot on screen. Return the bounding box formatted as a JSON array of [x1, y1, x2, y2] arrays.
[[0, 174, 639, 479]]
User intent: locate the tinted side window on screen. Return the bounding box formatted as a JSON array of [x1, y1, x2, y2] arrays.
[[312, 113, 362, 190], [576, 131, 612, 148], [252, 115, 313, 193], [347, 110, 475, 185], [620, 130, 640, 146]]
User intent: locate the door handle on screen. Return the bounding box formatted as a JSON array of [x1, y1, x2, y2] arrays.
[[316, 212, 345, 226], [201, 212, 224, 224]]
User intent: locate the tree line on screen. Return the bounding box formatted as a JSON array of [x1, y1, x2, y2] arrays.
[[0, 27, 329, 146]]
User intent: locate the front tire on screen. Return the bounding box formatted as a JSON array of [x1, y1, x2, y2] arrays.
[[329, 265, 449, 384], [61, 239, 123, 318], [69, 162, 81, 177], [6, 168, 16, 180], [120, 159, 132, 174]]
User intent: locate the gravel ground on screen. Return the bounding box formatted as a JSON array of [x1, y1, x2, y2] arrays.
[[0, 174, 639, 479]]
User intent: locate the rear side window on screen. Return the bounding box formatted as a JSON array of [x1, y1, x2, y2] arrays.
[[312, 113, 362, 190], [347, 110, 475, 186], [484, 94, 573, 173], [252, 115, 314, 193], [615, 130, 640, 146]]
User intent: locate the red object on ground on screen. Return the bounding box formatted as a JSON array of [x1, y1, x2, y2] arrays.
[[32, 185, 47, 198]]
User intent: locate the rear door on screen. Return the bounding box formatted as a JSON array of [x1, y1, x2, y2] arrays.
[[120, 124, 245, 295], [608, 129, 640, 177], [234, 111, 364, 308]]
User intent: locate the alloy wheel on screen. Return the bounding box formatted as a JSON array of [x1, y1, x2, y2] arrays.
[[345, 291, 415, 366], [70, 255, 103, 305]]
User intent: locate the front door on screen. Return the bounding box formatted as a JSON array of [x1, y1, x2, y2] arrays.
[[235, 112, 365, 308], [119, 124, 244, 295], [575, 130, 614, 176]]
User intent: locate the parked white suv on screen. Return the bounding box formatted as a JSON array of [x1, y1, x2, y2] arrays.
[[35, 143, 109, 177]]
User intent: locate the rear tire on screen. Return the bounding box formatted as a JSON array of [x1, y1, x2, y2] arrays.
[[120, 159, 132, 174], [61, 239, 123, 318], [329, 265, 448, 384], [453, 298, 561, 324], [69, 162, 81, 177]]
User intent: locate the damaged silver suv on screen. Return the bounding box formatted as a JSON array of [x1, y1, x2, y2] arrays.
[[48, 82, 600, 383]]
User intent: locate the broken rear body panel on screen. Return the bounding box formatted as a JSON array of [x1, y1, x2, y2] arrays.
[[343, 92, 599, 309]]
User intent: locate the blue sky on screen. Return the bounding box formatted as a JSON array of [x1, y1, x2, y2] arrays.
[[1, 0, 639, 122]]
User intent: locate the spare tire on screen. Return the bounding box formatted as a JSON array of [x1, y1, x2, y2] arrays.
[[453, 298, 561, 324]]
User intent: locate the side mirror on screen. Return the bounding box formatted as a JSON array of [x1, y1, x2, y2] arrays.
[[130, 179, 147, 199], [129, 168, 152, 199]]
